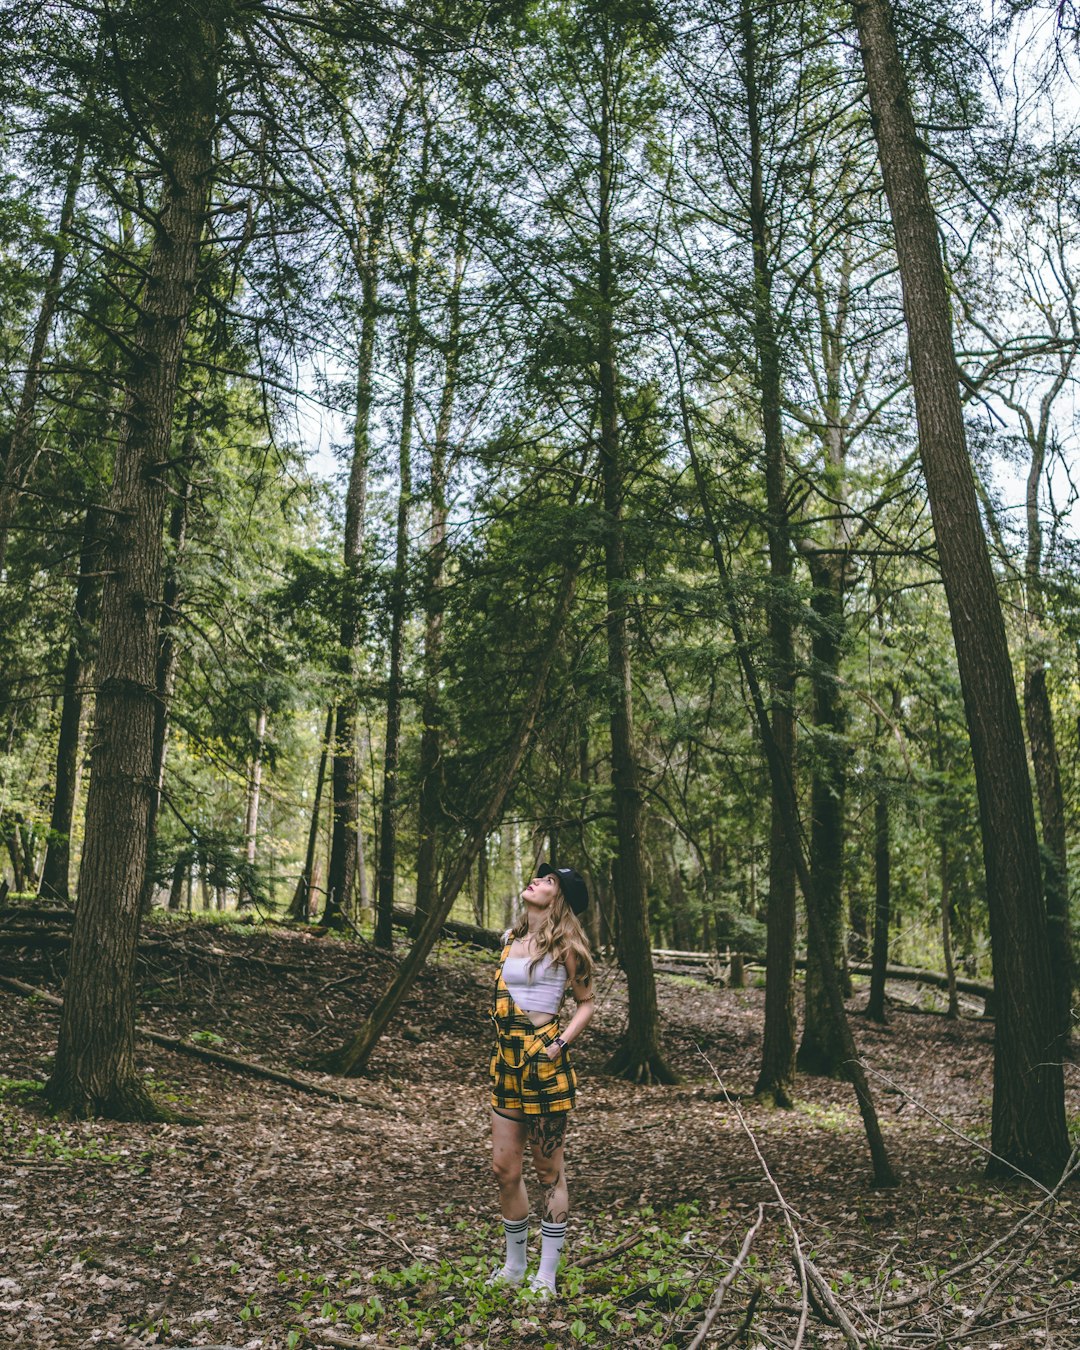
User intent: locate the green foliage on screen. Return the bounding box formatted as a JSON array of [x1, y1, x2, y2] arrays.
[[273, 1205, 714, 1347]]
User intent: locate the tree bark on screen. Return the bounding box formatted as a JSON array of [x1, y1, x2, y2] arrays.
[[939, 834, 960, 1019], [40, 506, 101, 903], [321, 94, 414, 933], [237, 707, 267, 906], [375, 179, 426, 949], [289, 707, 333, 920], [322, 216, 383, 929], [851, 0, 1067, 1181], [1022, 433, 1072, 1048], [412, 240, 465, 941], [595, 61, 673, 1085], [866, 788, 890, 1023], [734, 0, 798, 1107], [141, 463, 192, 913], [330, 560, 581, 1076], [166, 855, 186, 912], [321, 365, 369, 928], [44, 8, 219, 1120], [798, 552, 848, 1075]]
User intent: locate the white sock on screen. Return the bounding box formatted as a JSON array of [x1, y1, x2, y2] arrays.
[[503, 1215, 530, 1279], [537, 1219, 567, 1287]]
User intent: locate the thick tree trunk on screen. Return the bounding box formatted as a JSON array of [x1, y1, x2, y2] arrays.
[[40, 506, 101, 903], [330, 561, 581, 1076], [852, 0, 1067, 1181], [44, 11, 218, 1120], [289, 707, 333, 921], [734, 0, 798, 1105]]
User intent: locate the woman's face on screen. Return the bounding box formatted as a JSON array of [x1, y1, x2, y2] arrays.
[[521, 873, 561, 911]]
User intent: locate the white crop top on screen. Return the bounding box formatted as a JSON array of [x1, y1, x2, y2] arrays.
[[501, 953, 569, 1015]]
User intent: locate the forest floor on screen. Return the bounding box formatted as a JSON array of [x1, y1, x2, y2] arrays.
[[0, 916, 1077, 1350]]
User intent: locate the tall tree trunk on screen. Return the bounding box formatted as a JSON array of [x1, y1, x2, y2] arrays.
[[679, 355, 898, 1187], [375, 181, 426, 949], [322, 232, 380, 931], [322, 93, 412, 932], [939, 834, 960, 1018], [141, 464, 192, 914], [44, 10, 219, 1120], [0, 141, 85, 574], [475, 837, 487, 929], [798, 553, 848, 1075], [735, 0, 798, 1107], [321, 362, 372, 928], [40, 506, 101, 902], [595, 65, 673, 1086], [866, 788, 890, 1023], [1022, 435, 1072, 1048], [237, 707, 267, 906], [4, 818, 26, 893], [290, 707, 333, 921], [851, 0, 1068, 1181], [330, 560, 582, 1076], [412, 242, 466, 940], [166, 855, 186, 912]]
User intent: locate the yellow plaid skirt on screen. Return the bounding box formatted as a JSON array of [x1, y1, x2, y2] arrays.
[[490, 950, 576, 1115]]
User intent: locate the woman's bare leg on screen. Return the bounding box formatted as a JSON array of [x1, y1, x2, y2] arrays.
[[529, 1114, 569, 1292], [489, 1108, 531, 1285], [491, 1108, 529, 1219]]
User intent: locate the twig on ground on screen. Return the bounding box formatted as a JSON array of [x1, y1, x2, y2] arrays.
[[0, 974, 399, 1112], [354, 1219, 417, 1259], [802, 1256, 864, 1347], [696, 1049, 815, 1349], [685, 1204, 765, 1350], [569, 1226, 648, 1269], [880, 1144, 1080, 1311]]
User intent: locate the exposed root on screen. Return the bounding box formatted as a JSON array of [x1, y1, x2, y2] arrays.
[[604, 1041, 680, 1084]]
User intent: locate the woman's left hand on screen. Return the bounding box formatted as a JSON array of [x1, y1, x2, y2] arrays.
[[544, 1041, 565, 1060]]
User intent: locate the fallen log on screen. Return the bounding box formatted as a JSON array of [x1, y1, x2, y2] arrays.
[[390, 906, 502, 951], [0, 975, 399, 1111]]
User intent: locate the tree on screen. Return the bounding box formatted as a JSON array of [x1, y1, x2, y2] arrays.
[[46, 0, 223, 1117], [850, 0, 1068, 1181]]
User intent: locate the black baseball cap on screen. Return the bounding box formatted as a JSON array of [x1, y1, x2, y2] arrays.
[[538, 862, 589, 915]]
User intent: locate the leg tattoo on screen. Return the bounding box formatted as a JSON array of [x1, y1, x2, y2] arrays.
[[540, 1175, 568, 1223], [528, 1114, 567, 1158]]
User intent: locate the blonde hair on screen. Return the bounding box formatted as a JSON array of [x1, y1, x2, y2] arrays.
[[512, 885, 593, 988]]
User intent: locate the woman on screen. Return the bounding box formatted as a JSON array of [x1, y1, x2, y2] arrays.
[[487, 863, 595, 1298]]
